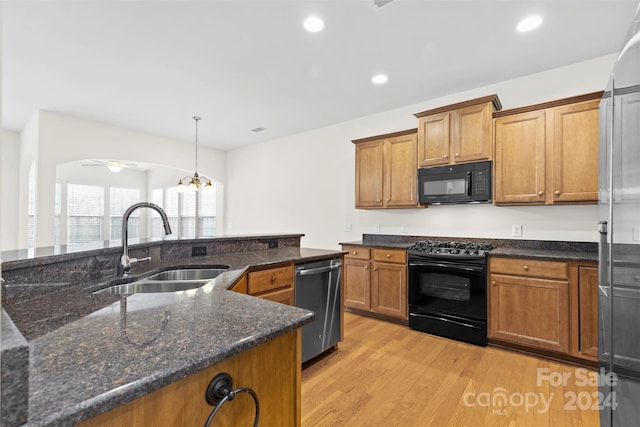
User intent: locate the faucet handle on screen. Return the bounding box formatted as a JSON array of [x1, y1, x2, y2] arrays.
[[130, 256, 151, 264]]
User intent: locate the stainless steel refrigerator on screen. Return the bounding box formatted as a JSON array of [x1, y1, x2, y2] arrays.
[[598, 4, 640, 426]]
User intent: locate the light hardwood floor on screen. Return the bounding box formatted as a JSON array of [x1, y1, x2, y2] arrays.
[[301, 313, 600, 427]]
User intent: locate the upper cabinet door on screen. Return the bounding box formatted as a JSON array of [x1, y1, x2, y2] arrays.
[[451, 101, 493, 163], [385, 133, 418, 207], [417, 112, 450, 167], [355, 140, 384, 208], [551, 99, 600, 203], [414, 95, 501, 168], [494, 110, 547, 204]]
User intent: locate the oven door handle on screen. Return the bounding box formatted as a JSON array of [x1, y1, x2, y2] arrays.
[[408, 261, 484, 272]]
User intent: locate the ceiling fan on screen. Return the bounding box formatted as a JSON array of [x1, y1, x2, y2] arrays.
[[371, 0, 395, 8], [80, 159, 142, 172]]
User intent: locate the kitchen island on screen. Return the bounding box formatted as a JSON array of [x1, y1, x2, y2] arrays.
[[1, 235, 343, 426]]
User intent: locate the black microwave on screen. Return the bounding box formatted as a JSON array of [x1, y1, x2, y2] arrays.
[[418, 161, 492, 204]]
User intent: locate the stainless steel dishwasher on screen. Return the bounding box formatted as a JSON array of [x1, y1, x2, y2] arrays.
[[295, 258, 342, 363]]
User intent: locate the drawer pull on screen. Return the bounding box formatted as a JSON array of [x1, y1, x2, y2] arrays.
[[523, 265, 529, 271], [271, 275, 276, 282], [386, 254, 391, 258], [352, 251, 357, 255]]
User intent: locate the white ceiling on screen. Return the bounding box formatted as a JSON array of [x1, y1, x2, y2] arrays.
[[2, 0, 637, 151]]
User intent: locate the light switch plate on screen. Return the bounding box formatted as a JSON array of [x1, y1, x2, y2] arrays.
[[375, 224, 382, 233], [511, 224, 523, 237], [344, 224, 352, 232]]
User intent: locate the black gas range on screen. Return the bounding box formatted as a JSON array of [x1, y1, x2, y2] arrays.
[[407, 240, 493, 346]]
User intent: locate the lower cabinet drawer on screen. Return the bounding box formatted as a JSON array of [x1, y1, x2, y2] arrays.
[[490, 257, 568, 280], [258, 287, 295, 306], [247, 265, 294, 294], [372, 249, 407, 264]]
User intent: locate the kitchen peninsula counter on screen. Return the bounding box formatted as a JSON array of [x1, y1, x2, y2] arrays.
[[1, 237, 344, 426]]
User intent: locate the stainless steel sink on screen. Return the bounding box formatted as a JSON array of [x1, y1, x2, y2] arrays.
[[146, 268, 228, 281], [93, 266, 229, 295]]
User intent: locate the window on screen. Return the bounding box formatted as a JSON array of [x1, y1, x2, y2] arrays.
[[110, 187, 141, 240], [67, 184, 104, 244], [150, 186, 217, 238], [150, 188, 164, 237], [180, 191, 196, 238], [163, 186, 179, 236], [199, 186, 217, 237]]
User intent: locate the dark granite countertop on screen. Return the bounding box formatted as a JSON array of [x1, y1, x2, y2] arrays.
[[2, 246, 344, 427], [340, 234, 598, 263], [489, 247, 598, 262]]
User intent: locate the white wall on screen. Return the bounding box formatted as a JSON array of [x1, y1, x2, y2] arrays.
[[225, 55, 617, 250], [0, 130, 19, 251]]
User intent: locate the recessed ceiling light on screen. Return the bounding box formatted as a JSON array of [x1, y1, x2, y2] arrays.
[[517, 15, 543, 32], [372, 74, 388, 84], [304, 16, 324, 33]]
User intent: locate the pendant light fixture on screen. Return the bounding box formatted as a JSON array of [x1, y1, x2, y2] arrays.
[[177, 116, 213, 193]]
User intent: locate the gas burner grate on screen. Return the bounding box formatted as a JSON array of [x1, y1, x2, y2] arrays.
[[408, 240, 493, 257]]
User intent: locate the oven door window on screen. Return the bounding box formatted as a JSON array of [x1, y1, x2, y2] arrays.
[[409, 264, 486, 321], [419, 271, 470, 301]]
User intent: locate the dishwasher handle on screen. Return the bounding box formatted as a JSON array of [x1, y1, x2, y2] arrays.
[[296, 262, 342, 276]]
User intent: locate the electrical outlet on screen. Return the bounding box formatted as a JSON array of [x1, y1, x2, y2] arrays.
[[511, 224, 523, 237], [402, 224, 409, 233], [192, 246, 207, 257], [633, 226, 640, 241], [268, 240, 278, 249], [344, 223, 352, 232], [375, 224, 382, 233], [227, 222, 233, 229]]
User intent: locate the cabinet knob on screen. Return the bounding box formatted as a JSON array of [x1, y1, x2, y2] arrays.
[[538, 191, 544, 196], [271, 275, 276, 282], [364, 266, 369, 270], [554, 190, 561, 196], [492, 281, 496, 286], [444, 154, 449, 159], [523, 265, 529, 271], [352, 251, 357, 255], [386, 254, 391, 258], [455, 153, 460, 157], [386, 198, 390, 202]]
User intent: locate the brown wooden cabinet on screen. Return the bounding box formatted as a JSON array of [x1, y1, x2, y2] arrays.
[[489, 256, 599, 364], [489, 257, 570, 353], [353, 129, 419, 209], [79, 330, 301, 427], [246, 264, 295, 305], [577, 265, 599, 360], [494, 93, 601, 205], [413, 95, 501, 167], [342, 245, 407, 322]]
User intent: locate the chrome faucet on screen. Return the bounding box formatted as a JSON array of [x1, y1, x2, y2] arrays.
[[119, 202, 172, 276]]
